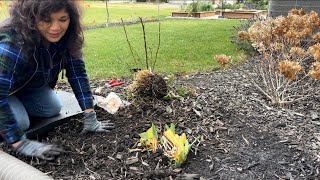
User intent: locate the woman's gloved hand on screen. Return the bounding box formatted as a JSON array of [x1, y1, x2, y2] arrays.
[[15, 139, 64, 160], [81, 111, 115, 134]]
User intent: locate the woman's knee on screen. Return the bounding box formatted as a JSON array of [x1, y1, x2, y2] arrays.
[[20, 86, 62, 117], [34, 90, 62, 117], [16, 119, 30, 131], [41, 100, 62, 117]]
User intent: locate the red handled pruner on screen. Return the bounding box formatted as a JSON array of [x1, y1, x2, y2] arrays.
[[105, 79, 124, 87]]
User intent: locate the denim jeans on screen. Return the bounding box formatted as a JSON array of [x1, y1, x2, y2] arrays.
[[8, 86, 62, 131]]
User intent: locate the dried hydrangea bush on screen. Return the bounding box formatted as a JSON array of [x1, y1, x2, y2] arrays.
[[238, 9, 320, 106]]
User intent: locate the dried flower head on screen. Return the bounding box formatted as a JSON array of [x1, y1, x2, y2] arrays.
[[308, 62, 320, 80], [278, 61, 302, 80], [272, 42, 285, 51], [313, 32, 320, 42], [248, 20, 273, 48], [308, 43, 320, 61], [251, 42, 266, 53], [238, 31, 250, 41], [308, 11, 320, 28], [290, 47, 306, 57], [215, 54, 231, 68], [289, 9, 305, 16]]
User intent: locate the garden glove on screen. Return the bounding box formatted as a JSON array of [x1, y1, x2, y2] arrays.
[[81, 111, 115, 134], [15, 139, 64, 160]]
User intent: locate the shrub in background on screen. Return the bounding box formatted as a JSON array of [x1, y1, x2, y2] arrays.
[[245, 0, 268, 10], [217, 3, 242, 10], [199, 3, 214, 12], [237, 9, 320, 106], [180, 1, 214, 13]]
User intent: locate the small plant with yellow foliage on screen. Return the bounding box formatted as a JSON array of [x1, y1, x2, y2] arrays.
[[162, 123, 191, 167], [138, 123, 192, 167], [139, 123, 159, 153]]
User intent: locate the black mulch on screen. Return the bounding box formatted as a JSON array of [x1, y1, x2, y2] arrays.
[[1, 60, 320, 180]]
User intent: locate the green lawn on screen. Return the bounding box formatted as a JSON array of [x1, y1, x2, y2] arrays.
[[0, 2, 179, 25], [0, 1, 10, 22], [82, 2, 179, 27], [0, 2, 243, 80], [84, 19, 242, 79]]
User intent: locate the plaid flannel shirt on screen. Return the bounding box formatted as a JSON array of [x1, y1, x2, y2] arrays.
[[0, 30, 94, 144]]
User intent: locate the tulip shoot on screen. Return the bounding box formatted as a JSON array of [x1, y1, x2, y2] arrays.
[[139, 123, 158, 153], [162, 123, 191, 167]]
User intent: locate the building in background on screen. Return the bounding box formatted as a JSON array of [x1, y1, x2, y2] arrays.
[[268, 0, 320, 18], [115, 0, 239, 4]]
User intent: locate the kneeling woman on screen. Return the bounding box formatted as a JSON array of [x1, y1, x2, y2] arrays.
[[0, 0, 114, 160]]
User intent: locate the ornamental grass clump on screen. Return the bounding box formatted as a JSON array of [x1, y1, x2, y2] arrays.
[[237, 9, 320, 106]]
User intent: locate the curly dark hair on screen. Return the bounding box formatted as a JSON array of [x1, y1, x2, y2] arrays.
[[1, 0, 84, 59]]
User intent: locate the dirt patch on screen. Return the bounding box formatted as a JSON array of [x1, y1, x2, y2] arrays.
[[1, 61, 320, 180]]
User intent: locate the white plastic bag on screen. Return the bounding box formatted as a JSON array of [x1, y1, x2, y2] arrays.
[[94, 92, 122, 114]]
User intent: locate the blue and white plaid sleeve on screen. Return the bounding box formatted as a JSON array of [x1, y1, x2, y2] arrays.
[[65, 55, 94, 111], [0, 42, 24, 144]]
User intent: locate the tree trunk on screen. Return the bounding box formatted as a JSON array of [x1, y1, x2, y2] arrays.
[[106, 0, 110, 27]]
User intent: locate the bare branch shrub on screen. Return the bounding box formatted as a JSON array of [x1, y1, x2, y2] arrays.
[[238, 9, 320, 106]]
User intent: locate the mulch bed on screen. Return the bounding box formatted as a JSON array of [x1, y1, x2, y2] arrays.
[[1, 60, 320, 180]]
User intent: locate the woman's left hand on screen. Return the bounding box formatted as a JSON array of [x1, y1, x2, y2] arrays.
[[81, 111, 115, 134]]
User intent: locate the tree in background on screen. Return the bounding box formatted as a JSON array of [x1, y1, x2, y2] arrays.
[[244, 0, 268, 10], [105, 0, 109, 27]]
